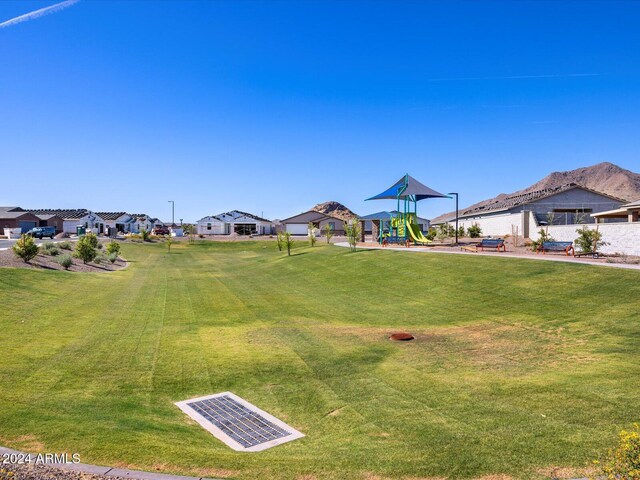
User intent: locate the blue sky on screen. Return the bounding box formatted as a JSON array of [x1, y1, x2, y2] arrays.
[[1, 1, 640, 222]]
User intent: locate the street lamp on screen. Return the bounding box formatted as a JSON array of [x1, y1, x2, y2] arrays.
[[448, 192, 459, 245], [168, 200, 175, 226]]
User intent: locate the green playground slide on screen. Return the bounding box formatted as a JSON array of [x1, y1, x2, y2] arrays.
[[407, 223, 432, 245]]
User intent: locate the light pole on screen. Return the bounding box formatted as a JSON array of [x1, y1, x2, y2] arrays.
[[448, 192, 459, 245], [168, 200, 175, 226]]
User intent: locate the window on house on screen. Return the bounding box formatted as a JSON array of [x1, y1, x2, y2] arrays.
[[328, 222, 335, 231], [207, 223, 211, 230]]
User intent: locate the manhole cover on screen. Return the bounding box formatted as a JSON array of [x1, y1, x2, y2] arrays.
[[175, 392, 304, 452], [389, 332, 414, 341]]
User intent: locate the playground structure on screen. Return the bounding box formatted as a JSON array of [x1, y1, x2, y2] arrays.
[[366, 174, 449, 246]]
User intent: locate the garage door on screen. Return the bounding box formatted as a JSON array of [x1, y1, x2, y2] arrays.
[[19, 221, 37, 233], [285, 223, 308, 235]]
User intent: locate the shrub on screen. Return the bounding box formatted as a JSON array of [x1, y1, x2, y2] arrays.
[[140, 229, 150, 242], [106, 240, 121, 256], [57, 254, 73, 270], [467, 223, 482, 238], [276, 231, 285, 251], [425, 227, 437, 241], [308, 222, 318, 247], [283, 231, 294, 256], [94, 253, 108, 265], [40, 242, 59, 256], [344, 219, 361, 252], [457, 226, 465, 238], [75, 233, 98, 264], [108, 252, 118, 264], [323, 223, 335, 244], [575, 225, 608, 254], [12, 234, 39, 263], [531, 228, 553, 252], [595, 423, 640, 479], [58, 241, 72, 250]]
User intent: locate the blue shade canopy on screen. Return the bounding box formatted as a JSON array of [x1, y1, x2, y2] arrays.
[[366, 174, 447, 201]]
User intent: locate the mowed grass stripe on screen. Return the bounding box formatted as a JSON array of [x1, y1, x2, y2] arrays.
[[1, 241, 639, 479]]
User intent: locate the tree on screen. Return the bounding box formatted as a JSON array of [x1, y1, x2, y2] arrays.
[[75, 233, 98, 264], [344, 219, 361, 252], [323, 224, 334, 244], [276, 231, 285, 251], [106, 240, 121, 256], [166, 236, 174, 253], [12, 234, 39, 263], [467, 223, 482, 238], [575, 225, 608, 254], [283, 231, 294, 256], [307, 222, 318, 247]]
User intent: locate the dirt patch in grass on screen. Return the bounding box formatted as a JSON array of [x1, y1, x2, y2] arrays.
[[0, 434, 45, 452], [536, 465, 599, 479], [308, 323, 592, 374], [0, 249, 127, 273]]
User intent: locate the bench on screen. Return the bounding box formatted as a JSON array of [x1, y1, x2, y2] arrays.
[[536, 241, 574, 256], [461, 238, 506, 253]]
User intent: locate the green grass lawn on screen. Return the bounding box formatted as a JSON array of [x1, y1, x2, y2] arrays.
[[1, 241, 639, 479]]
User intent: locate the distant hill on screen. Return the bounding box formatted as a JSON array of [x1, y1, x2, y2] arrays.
[[311, 201, 357, 221], [432, 162, 640, 223]]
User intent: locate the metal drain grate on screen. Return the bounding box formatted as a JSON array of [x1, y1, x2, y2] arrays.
[[176, 392, 304, 452]]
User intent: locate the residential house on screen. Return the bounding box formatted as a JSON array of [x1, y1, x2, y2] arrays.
[[279, 210, 350, 235], [197, 211, 274, 235], [28, 209, 107, 234], [97, 212, 134, 234], [0, 207, 42, 233], [431, 183, 625, 237]]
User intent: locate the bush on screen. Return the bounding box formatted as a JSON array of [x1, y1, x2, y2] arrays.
[[75, 233, 98, 264], [323, 224, 335, 244], [40, 242, 59, 256], [531, 228, 554, 252], [467, 223, 482, 238], [106, 240, 121, 256], [595, 423, 640, 479], [93, 254, 108, 265], [276, 231, 285, 251], [57, 254, 73, 270], [108, 252, 118, 264], [344, 219, 361, 252], [308, 222, 318, 247], [283, 231, 294, 256], [140, 229, 150, 242], [575, 226, 608, 254], [457, 226, 465, 238], [425, 227, 437, 241], [12, 234, 39, 263], [58, 241, 72, 250]]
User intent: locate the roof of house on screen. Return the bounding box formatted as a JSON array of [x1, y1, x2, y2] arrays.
[[280, 210, 343, 224], [96, 212, 130, 221], [434, 183, 626, 222], [35, 214, 63, 220], [0, 206, 23, 213], [0, 210, 38, 220], [27, 209, 92, 220], [198, 210, 271, 223]]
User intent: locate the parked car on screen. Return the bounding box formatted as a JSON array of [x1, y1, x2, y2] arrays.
[[152, 226, 170, 235], [26, 226, 56, 239]]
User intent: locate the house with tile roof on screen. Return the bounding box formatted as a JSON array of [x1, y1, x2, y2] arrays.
[[196, 210, 274, 235], [431, 183, 625, 237]]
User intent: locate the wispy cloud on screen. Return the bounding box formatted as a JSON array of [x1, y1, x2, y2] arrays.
[[426, 73, 602, 82], [0, 0, 80, 30]]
